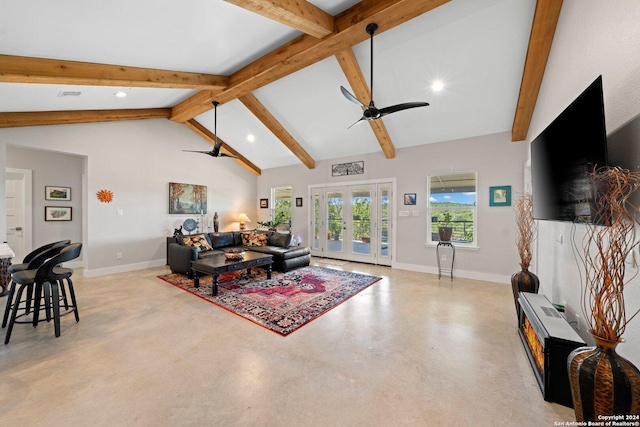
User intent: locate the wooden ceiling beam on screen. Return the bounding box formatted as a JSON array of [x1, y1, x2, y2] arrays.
[[239, 93, 315, 169], [0, 108, 171, 128], [225, 0, 334, 39], [0, 54, 229, 90], [335, 48, 395, 159], [511, 0, 563, 142], [184, 119, 261, 176], [170, 0, 450, 122]]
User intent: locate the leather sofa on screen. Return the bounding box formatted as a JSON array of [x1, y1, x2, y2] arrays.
[[167, 230, 311, 276]]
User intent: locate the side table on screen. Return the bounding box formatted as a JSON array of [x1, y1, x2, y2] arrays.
[[436, 242, 455, 280], [0, 243, 16, 297]]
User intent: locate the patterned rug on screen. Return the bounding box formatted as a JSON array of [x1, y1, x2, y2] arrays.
[[157, 266, 381, 336]]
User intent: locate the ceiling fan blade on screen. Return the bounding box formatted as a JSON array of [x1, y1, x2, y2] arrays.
[[340, 86, 367, 108], [219, 152, 239, 159], [183, 150, 214, 154], [347, 116, 367, 129], [379, 102, 430, 116]]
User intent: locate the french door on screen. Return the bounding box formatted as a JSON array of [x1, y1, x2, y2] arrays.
[[311, 182, 392, 266]]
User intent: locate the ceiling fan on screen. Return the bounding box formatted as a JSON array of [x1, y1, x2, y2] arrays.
[[341, 23, 429, 128], [183, 101, 238, 158]]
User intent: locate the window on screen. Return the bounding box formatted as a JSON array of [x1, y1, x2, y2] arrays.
[[272, 186, 292, 230], [428, 172, 477, 245]]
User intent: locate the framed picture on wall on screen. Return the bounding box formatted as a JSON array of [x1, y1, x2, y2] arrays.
[[489, 185, 511, 207], [168, 182, 207, 214], [260, 198, 269, 209], [296, 197, 303, 207], [45, 186, 71, 201], [404, 193, 417, 205], [45, 206, 72, 221]]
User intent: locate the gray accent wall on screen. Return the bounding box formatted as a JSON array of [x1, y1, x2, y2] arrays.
[[7, 146, 84, 259]]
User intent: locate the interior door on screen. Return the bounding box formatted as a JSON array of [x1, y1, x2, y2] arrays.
[[5, 172, 25, 261]]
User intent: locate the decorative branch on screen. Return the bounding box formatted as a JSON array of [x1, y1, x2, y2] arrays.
[[514, 192, 537, 270], [578, 166, 640, 341]]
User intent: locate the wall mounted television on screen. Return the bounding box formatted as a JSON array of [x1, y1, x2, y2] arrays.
[[530, 75, 608, 224]]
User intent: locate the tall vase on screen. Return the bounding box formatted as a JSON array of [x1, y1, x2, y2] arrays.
[[567, 334, 640, 421], [510, 267, 539, 315]]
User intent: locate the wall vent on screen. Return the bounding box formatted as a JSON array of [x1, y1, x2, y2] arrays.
[[541, 306, 562, 318], [57, 91, 82, 97]]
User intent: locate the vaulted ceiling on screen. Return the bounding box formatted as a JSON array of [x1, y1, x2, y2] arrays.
[[0, 0, 562, 175]]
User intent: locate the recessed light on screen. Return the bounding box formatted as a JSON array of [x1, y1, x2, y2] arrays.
[[115, 91, 127, 98], [247, 134, 255, 142], [431, 80, 444, 92]]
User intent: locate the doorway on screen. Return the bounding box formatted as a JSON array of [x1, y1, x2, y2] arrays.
[[5, 168, 33, 262], [310, 181, 393, 266]]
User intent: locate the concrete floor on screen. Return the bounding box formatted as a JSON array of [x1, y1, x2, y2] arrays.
[[0, 258, 574, 426]]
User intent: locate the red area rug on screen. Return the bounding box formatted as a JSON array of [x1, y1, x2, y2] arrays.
[[157, 266, 381, 336]]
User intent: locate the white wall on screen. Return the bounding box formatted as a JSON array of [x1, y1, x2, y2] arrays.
[[0, 118, 257, 276], [528, 0, 640, 364], [258, 131, 528, 283]]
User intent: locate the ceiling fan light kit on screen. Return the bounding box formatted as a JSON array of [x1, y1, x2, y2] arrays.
[[341, 23, 429, 128], [183, 101, 238, 159]]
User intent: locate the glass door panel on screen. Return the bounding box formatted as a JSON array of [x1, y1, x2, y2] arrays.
[[326, 190, 344, 255], [351, 189, 372, 256], [312, 191, 322, 253], [377, 184, 392, 266]]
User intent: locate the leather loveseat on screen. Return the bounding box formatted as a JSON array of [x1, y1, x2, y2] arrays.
[[167, 230, 311, 276]]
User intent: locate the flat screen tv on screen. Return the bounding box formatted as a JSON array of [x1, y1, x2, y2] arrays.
[[530, 75, 608, 224]]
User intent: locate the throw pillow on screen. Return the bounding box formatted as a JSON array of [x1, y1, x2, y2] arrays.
[[181, 234, 213, 253], [209, 232, 234, 249], [267, 231, 291, 248], [242, 232, 268, 247]]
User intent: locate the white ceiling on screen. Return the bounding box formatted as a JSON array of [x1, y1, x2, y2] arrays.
[[0, 0, 536, 170]]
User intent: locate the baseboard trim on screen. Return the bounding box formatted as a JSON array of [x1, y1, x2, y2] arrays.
[[83, 259, 166, 278], [392, 262, 510, 284]]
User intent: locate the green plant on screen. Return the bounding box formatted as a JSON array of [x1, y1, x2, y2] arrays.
[[257, 219, 280, 229], [441, 212, 452, 227], [257, 211, 289, 229]]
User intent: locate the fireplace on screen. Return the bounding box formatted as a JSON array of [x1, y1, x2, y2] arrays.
[[517, 292, 585, 408]]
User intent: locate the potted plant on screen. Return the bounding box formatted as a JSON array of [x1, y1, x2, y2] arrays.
[[257, 212, 287, 231], [567, 166, 640, 421], [361, 233, 370, 243], [256, 219, 280, 230], [510, 192, 539, 315], [438, 212, 453, 242]]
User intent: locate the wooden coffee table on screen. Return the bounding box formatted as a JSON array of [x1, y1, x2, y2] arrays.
[[191, 252, 273, 296]]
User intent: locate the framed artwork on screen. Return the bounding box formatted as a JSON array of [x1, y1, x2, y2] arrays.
[[169, 182, 207, 214], [260, 198, 269, 209], [45, 186, 71, 201], [332, 161, 364, 177], [296, 197, 303, 207], [489, 185, 511, 207], [45, 206, 72, 221], [404, 193, 416, 205]]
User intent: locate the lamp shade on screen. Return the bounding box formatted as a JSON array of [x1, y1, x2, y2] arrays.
[[238, 213, 251, 223]]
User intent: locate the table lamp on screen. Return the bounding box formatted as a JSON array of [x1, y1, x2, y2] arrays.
[[238, 213, 251, 231]]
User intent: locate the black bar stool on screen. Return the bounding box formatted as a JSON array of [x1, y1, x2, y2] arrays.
[[2, 243, 70, 335], [33, 243, 83, 338], [7, 240, 70, 275], [4, 243, 81, 344]]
